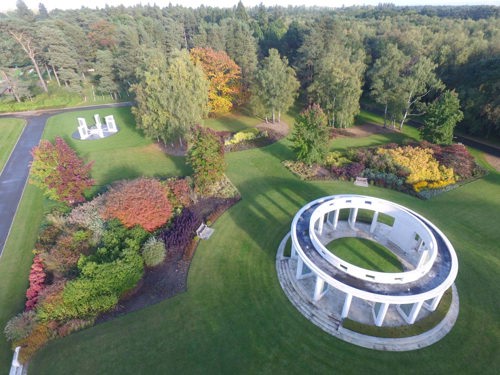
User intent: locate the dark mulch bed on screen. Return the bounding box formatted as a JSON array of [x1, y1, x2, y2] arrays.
[[96, 197, 240, 323]]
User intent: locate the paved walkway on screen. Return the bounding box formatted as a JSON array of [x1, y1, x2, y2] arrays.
[[0, 102, 131, 256]]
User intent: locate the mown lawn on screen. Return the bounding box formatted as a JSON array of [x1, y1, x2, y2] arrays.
[[0, 118, 25, 172], [1, 108, 499, 374], [202, 109, 261, 132], [43, 107, 190, 191], [31, 122, 500, 374], [326, 237, 404, 272]]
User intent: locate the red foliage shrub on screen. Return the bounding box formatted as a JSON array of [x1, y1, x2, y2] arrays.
[[30, 137, 94, 205], [167, 178, 192, 207], [432, 143, 478, 180], [102, 178, 173, 232], [25, 255, 46, 311]]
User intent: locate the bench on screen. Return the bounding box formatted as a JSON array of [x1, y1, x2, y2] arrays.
[[196, 223, 214, 240], [354, 177, 369, 187]]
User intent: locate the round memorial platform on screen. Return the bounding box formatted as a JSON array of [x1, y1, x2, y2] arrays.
[[276, 194, 459, 350]]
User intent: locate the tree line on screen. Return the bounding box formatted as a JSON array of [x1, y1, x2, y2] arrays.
[[1, 1, 498, 138]]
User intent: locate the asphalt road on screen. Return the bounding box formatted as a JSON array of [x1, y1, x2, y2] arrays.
[[0, 102, 131, 257]]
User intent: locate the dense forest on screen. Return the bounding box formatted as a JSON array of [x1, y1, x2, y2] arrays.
[[1, 1, 499, 138]]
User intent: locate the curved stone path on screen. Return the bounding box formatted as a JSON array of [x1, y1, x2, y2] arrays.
[[0, 102, 131, 256], [276, 232, 460, 351]]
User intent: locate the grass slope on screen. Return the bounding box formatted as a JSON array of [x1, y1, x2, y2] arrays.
[[0, 118, 25, 172], [30, 132, 500, 374], [325, 237, 403, 272]]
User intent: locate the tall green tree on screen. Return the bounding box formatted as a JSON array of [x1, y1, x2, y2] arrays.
[[369, 43, 406, 127], [308, 49, 365, 128], [291, 104, 329, 165], [369, 45, 443, 130], [396, 55, 443, 129], [131, 49, 209, 146], [222, 19, 258, 91], [38, 23, 82, 90], [421, 90, 463, 145], [251, 49, 299, 123], [95, 50, 119, 99]]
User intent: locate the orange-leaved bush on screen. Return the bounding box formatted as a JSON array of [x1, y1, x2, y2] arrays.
[[190, 47, 242, 115], [102, 178, 173, 232]]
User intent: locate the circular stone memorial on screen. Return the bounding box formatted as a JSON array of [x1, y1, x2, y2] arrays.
[[276, 194, 459, 351]]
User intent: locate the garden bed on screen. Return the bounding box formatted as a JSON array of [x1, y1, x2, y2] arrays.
[[161, 121, 290, 156], [6, 175, 240, 363], [283, 141, 486, 199], [97, 196, 240, 322]]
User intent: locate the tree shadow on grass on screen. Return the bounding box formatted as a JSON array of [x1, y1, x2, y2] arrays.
[[226, 176, 334, 260]]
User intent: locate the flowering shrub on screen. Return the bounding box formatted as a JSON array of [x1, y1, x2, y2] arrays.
[[225, 128, 264, 146], [102, 178, 173, 232], [166, 178, 192, 208], [162, 208, 202, 253], [282, 160, 321, 180], [378, 146, 455, 190], [25, 255, 46, 311]]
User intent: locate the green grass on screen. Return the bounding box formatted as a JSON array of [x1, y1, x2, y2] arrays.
[[202, 109, 261, 132], [1, 109, 499, 374], [325, 237, 403, 272], [0, 185, 45, 367], [0, 118, 25, 172], [0, 83, 126, 113], [329, 110, 421, 152], [43, 107, 189, 191]]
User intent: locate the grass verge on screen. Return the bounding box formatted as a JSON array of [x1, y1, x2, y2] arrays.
[[0, 118, 25, 172]]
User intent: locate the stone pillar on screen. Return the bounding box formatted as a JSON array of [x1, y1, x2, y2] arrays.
[[326, 211, 333, 227], [348, 207, 358, 229], [313, 276, 327, 302], [374, 302, 389, 326], [416, 249, 429, 269], [296, 257, 304, 280], [407, 301, 424, 324], [341, 293, 353, 318], [291, 243, 297, 259], [296, 257, 312, 280], [317, 215, 324, 235], [425, 293, 444, 312], [370, 211, 379, 233], [333, 210, 340, 230]]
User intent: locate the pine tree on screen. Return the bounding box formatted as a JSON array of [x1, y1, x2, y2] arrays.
[[291, 104, 329, 165], [421, 90, 463, 145]]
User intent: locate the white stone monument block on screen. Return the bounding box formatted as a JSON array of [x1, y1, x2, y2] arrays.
[[105, 115, 117, 132]]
